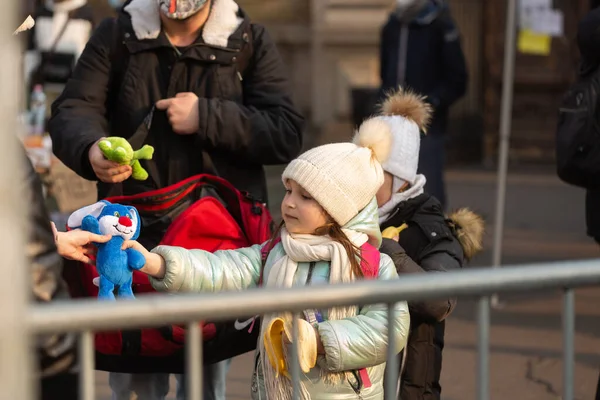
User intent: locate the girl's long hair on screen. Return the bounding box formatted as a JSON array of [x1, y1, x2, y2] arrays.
[[269, 220, 364, 278]]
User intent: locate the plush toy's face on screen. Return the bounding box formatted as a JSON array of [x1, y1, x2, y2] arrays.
[[98, 206, 138, 240], [67, 200, 142, 241]]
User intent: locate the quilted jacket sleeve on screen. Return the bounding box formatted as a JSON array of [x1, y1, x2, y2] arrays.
[[48, 18, 116, 181], [148, 244, 263, 293], [316, 254, 410, 372]]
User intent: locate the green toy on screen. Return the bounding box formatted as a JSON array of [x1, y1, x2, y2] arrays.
[[98, 137, 155, 181]]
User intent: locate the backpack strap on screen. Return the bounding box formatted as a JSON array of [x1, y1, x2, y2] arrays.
[[359, 242, 380, 279], [258, 237, 281, 286]]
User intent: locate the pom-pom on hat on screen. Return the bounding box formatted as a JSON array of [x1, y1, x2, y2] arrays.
[[371, 88, 433, 188]]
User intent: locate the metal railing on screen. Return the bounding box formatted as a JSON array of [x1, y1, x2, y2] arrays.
[[10, 259, 600, 400], [1, 2, 598, 400]]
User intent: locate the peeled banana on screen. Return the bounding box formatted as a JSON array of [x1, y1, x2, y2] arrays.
[[263, 317, 318, 378]]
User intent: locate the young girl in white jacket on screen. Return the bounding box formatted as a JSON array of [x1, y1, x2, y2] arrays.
[[125, 124, 411, 399]]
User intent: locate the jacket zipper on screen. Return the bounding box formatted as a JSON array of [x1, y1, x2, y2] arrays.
[[397, 24, 409, 86]]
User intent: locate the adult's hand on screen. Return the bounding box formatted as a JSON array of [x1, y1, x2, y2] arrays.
[[88, 139, 132, 183], [52, 222, 111, 265], [156, 92, 200, 135]]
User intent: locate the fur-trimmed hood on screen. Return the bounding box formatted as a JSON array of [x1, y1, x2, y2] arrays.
[[123, 0, 243, 47], [446, 208, 484, 261]]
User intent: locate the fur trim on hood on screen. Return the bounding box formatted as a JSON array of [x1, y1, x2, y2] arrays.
[[446, 208, 484, 261]]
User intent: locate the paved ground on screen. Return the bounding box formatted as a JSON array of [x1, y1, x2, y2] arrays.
[[94, 163, 600, 399]]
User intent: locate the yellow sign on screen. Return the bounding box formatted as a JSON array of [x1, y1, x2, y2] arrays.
[[518, 29, 552, 56]]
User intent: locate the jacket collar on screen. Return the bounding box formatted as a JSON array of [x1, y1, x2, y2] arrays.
[[392, 0, 446, 26], [44, 0, 88, 12], [380, 192, 437, 230], [123, 0, 244, 48]]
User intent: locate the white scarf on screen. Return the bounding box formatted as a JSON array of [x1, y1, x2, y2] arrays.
[[378, 174, 427, 224], [259, 227, 368, 400]]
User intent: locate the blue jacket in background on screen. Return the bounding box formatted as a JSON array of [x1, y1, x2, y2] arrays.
[[379, 0, 468, 136]]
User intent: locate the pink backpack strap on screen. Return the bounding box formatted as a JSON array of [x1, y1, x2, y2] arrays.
[[359, 242, 380, 279], [353, 241, 380, 390], [258, 237, 281, 286]]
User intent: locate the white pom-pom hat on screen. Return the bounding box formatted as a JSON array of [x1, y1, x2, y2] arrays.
[[282, 122, 392, 226], [368, 88, 433, 190]]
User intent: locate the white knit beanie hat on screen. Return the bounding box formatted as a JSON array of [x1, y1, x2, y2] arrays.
[[282, 126, 393, 226], [368, 88, 432, 191]]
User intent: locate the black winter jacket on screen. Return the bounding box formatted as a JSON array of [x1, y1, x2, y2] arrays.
[[579, 7, 600, 242], [379, 1, 467, 136], [49, 1, 304, 202], [380, 193, 464, 400]]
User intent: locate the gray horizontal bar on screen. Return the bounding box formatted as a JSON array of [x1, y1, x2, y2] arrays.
[[29, 260, 600, 334]]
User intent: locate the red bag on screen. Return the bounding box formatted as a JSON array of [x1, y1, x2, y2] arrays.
[[62, 174, 272, 373]]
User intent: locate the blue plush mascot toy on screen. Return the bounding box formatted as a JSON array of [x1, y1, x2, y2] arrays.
[[67, 200, 146, 300]]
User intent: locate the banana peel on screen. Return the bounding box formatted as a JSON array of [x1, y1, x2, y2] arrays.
[[381, 223, 409, 241], [263, 318, 317, 378], [264, 318, 289, 378]]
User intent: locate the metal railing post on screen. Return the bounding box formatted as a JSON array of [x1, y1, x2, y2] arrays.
[[386, 303, 398, 400], [563, 289, 575, 400], [478, 297, 490, 400], [0, 2, 34, 399], [186, 322, 203, 400], [291, 314, 301, 399], [491, 0, 518, 309], [79, 330, 95, 400]]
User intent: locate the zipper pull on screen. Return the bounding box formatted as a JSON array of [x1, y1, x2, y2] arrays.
[[237, 71, 243, 81]]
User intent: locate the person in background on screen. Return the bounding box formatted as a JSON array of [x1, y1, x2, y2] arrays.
[[25, 0, 94, 90], [577, 5, 600, 399], [14, 12, 103, 400], [25, 149, 78, 400], [379, 0, 467, 209]]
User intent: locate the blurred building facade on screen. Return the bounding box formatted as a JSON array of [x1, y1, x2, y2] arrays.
[[33, 0, 594, 166], [236, 0, 591, 166]]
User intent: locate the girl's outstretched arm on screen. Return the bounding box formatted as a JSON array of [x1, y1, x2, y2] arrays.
[[122, 240, 264, 293]]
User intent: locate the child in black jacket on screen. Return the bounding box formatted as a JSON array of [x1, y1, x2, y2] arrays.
[[360, 88, 484, 400]]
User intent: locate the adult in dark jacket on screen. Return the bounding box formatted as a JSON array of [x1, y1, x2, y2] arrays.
[[49, 0, 304, 203], [581, 7, 600, 246], [366, 89, 483, 400], [379, 0, 467, 209], [48, 0, 304, 398], [578, 8, 600, 399]]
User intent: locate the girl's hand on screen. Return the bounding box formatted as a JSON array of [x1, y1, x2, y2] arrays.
[[52, 222, 111, 264], [283, 322, 326, 355], [314, 327, 325, 355], [121, 240, 166, 279]]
